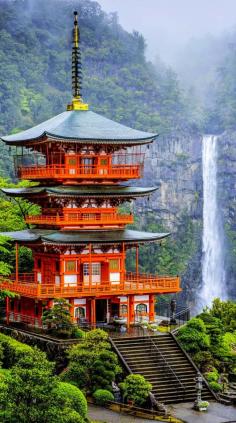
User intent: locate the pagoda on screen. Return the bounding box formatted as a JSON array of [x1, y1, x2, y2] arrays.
[[0, 12, 180, 328]]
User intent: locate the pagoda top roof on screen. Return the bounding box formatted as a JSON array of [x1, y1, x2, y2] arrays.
[[0, 229, 169, 246], [2, 185, 158, 198], [1, 110, 157, 146]]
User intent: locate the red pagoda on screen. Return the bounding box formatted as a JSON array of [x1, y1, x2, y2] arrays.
[[0, 12, 180, 328]]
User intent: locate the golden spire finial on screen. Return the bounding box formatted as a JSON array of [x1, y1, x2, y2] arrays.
[[67, 11, 89, 111]]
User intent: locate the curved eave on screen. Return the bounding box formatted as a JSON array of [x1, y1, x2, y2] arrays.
[[1, 186, 158, 199], [2, 133, 157, 147], [0, 229, 170, 246]]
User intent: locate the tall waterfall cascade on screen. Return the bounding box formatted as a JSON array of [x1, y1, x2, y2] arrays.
[[200, 135, 226, 308]]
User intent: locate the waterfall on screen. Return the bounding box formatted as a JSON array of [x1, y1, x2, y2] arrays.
[[200, 135, 226, 309]]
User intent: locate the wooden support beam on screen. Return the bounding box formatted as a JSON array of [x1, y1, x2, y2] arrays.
[[89, 243, 92, 290], [149, 294, 155, 322], [91, 298, 96, 327], [69, 298, 74, 322], [127, 294, 135, 328], [15, 242, 19, 283]]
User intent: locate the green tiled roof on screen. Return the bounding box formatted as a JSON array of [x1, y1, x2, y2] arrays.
[[0, 229, 169, 245], [1, 185, 158, 198], [1, 110, 157, 145]]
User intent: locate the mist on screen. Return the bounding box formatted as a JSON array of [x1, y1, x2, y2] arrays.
[[98, 0, 236, 64]]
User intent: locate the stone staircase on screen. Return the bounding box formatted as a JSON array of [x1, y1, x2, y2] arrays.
[[112, 333, 215, 404]]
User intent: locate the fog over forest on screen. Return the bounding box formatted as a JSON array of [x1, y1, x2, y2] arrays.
[[98, 0, 236, 104]]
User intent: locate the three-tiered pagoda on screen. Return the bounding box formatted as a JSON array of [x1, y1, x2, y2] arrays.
[[0, 12, 180, 328]]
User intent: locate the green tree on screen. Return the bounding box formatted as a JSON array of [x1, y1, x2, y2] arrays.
[[177, 317, 210, 354], [119, 374, 152, 406], [42, 298, 73, 337]]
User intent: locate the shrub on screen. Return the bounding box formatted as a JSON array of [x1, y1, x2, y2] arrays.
[[0, 333, 35, 368], [71, 327, 85, 339], [120, 374, 152, 406], [93, 389, 114, 405], [53, 382, 87, 419], [205, 369, 219, 383], [177, 318, 210, 354], [209, 381, 222, 392], [193, 351, 214, 373]]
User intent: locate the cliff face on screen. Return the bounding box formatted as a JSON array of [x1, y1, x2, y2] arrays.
[[143, 133, 203, 230], [218, 131, 236, 300]]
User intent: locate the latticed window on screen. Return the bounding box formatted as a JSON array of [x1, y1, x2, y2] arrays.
[[109, 259, 119, 271], [83, 263, 101, 276], [65, 260, 77, 272]]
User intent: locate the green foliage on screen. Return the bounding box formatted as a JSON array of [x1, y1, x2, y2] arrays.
[[53, 382, 87, 419], [42, 298, 74, 337], [119, 374, 152, 406], [62, 329, 121, 394], [0, 334, 88, 422], [93, 389, 114, 405], [193, 351, 214, 373], [177, 318, 210, 353], [208, 381, 222, 392], [205, 369, 219, 383], [0, 332, 36, 368], [127, 214, 200, 277]]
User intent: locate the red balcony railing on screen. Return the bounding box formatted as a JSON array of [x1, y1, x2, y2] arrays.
[[0, 273, 181, 299], [25, 212, 134, 227], [17, 164, 142, 181]]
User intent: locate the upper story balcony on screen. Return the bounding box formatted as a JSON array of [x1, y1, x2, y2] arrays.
[[15, 152, 145, 182], [25, 207, 134, 228], [0, 272, 181, 299]]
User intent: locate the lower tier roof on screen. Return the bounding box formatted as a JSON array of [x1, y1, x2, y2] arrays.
[[0, 229, 170, 246], [1, 185, 158, 199]]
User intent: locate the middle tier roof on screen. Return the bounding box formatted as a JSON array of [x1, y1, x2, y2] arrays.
[[0, 229, 169, 246], [2, 185, 158, 199]]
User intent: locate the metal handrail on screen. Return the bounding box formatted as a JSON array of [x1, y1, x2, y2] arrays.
[[139, 325, 186, 400]]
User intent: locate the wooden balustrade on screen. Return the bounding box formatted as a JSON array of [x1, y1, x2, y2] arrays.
[[17, 164, 142, 180], [0, 273, 181, 298], [25, 212, 134, 226]]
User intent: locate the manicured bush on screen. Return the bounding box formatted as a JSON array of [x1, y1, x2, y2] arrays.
[[93, 389, 114, 405], [209, 381, 222, 392], [177, 318, 210, 354], [72, 327, 85, 339], [205, 369, 219, 383], [53, 382, 87, 418], [0, 333, 35, 368], [120, 374, 152, 406]]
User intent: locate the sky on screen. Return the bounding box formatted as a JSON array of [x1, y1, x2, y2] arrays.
[[97, 0, 236, 62]]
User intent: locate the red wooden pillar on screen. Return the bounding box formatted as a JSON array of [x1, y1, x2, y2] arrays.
[[47, 299, 53, 309], [89, 243, 92, 291], [69, 298, 74, 322], [6, 297, 9, 325], [149, 294, 155, 322], [127, 295, 134, 328], [15, 242, 19, 283], [91, 298, 96, 327]]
